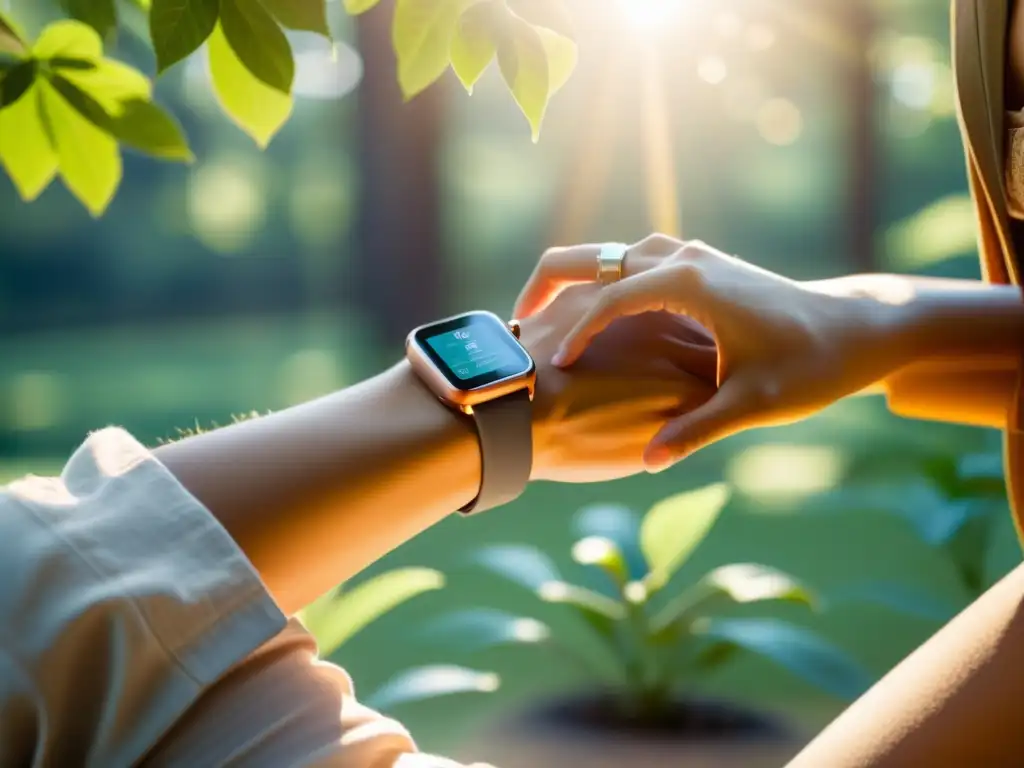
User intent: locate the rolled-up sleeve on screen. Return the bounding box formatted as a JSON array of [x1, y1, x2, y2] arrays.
[[0, 428, 287, 767]]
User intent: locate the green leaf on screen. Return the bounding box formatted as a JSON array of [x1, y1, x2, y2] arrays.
[[55, 58, 152, 110], [537, 26, 576, 96], [472, 544, 562, 591], [449, 0, 498, 93], [220, 0, 294, 93], [828, 582, 957, 623], [38, 77, 122, 216], [651, 563, 816, 638], [0, 12, 27, 56], [150, 0, 219, 74], [640, 483, 731, 591], [261, 0, 330, 36], [423, 608, 550, 652], [705, 563, 816, 608], [60, 0, 118, 40], [572, 535, 629, 587], [0, 80, 59, 200], [366, 665, 499, 711], [1, 59, 35, 107], [52, 76, 192, 161], [574, 503, 647, 581], [298, 567, 444, 658], [392, 0, 464, 100], [538, 580, 626, 639], [506, 0, 574, 38], [208, 20, 293, 147], [343, 0, 383, 13], [696, 618, 873, 700], [33, 20, 103, 61], [496, 11, 548, 142]]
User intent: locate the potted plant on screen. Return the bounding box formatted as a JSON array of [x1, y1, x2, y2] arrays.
[[370, 483, 875, 768]]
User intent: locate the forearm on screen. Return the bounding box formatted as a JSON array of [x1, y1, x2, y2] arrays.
[[883, 355, 1018, 429], [818, 274, 1023, 427], [154, 361, 480, 616], [817, 274, 1024, 363]]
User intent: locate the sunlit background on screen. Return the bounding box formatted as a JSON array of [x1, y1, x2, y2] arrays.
[[0, 0, 1015, 760]]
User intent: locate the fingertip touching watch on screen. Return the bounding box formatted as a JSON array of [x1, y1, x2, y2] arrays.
[[406, 311, 536, 515]]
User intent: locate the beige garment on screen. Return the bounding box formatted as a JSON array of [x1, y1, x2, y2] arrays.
[[0, 428, 469, 768]]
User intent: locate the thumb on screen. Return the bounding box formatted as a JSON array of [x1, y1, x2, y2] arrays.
[[643, 379, 749, 472]]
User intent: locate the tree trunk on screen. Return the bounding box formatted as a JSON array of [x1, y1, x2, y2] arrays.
[[353, 2, 446, 346], [847, 1, 877, 272]]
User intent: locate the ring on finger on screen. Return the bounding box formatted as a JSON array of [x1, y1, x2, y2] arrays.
[[597, 242, 629, 285]]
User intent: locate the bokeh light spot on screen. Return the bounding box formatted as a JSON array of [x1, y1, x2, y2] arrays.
[[756, 98, 803, 146], [727, 443, 845, 502]]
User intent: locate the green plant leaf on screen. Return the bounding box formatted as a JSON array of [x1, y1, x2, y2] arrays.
[[33, 20, 104, 61], [538, 580, 626, 638], [208, 20, 293, 147], [55, 58, 152, 110], [423, 608, 550, 652], [472, 543, 562, 591], [640, 483, 731, 591], [651, 563, 816, 638], [696, 618, 872, 700], [298, 567, 444, 658], [38, 77, 121, 216], [366, 665, 499, 711], [51, 76, 192, 161], [220, 0, 294, 93], [0, 79, 59, 201], [0, 12, 28, 56], [574, 503, 647, 581], [827, 582, 957, 623], [1, 59, 35, 107], [496, 11, 548, 141], [150, 0, 219, 74], [449, 0, 498, 93], [572, 535, 629, 587], [343, 0, 383, 13], [706, 563, 816, 608], [506, 0, 574, 38], [537, 26, 575, 95], [392, 0, 464, 100], [261, 0, 330, 36], [60, 0, 118, 40]]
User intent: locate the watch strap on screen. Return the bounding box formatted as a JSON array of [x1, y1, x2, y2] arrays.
[[459, 388, 533, 515]]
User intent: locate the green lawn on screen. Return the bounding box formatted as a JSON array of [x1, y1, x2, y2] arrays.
[[2, 315, 1019, 755]]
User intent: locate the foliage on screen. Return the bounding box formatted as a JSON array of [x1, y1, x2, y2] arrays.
[[298, 566, 504, 712], [299, 566, 445, 657], [826, 436, 1012, 607], [373, 483, 880, 722], [0, 0, 578, 216]]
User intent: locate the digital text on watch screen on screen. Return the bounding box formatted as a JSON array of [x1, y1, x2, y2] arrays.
[[417, 313, 532, 390]]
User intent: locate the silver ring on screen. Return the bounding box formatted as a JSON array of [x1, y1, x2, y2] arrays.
[[597, 242, 628, 285]]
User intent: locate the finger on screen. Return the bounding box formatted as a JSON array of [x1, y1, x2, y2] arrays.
[[643, 378, 750, 471], [551, 270, 680, 367], [513, 243, 670, 319], [513, 244, 602, 320]]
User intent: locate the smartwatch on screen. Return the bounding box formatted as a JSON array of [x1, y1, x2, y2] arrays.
[[406, 311, 536, 515]]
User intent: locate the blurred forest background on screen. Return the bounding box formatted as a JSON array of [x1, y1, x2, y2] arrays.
[[1, 0, 1017, 756]]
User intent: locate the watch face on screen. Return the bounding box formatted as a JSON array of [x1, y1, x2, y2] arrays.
[[412, 312, 533, 392]]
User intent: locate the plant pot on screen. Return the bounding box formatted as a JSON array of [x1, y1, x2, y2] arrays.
[[456, 692, 807, 768]]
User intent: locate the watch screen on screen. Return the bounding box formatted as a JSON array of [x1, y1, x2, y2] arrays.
[[415, 312, 533, 391]]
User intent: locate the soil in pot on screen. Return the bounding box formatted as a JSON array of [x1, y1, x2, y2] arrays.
[[456, 691, 808, 768]]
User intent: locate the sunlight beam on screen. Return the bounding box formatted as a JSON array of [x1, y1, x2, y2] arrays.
[[615, 0, 686, 31]]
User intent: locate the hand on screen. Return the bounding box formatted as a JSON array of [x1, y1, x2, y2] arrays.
[[517, 282, 716, 483], [516, 236, 905, 471]]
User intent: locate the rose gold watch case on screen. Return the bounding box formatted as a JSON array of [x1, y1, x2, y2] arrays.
[[405, 311, 536, 415]]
